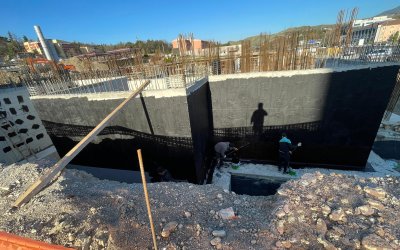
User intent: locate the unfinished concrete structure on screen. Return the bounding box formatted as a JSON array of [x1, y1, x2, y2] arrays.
[[31, 78, 210, 183], [29, 64, 400, 183], [0, 86, 58, 165], [209, 64, 400, 168]]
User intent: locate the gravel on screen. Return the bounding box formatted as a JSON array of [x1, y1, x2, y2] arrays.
[[0, 160, 275, 249], [0, 159, 399, 249]]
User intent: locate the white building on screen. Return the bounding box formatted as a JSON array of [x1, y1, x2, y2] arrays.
[[219, 44, 242, 57], [353, 16, 394, 28], [351, 16, 395, 45]]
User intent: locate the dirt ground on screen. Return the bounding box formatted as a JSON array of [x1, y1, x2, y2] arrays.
[[0, 159, 399, 249]]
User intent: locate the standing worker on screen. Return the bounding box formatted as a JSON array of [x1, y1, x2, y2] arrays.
[[214, 142, 238, 168], [279, 133, 301, 174]]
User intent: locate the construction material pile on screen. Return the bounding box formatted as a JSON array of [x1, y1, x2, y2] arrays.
[[0, 160, 399, 249], [272, 172, 400, 249], [0, 161, 276, 249]]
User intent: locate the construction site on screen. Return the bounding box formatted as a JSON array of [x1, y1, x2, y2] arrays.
[[1, 6, 400, 250]]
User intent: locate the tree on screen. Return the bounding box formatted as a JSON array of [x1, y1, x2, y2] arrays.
[[23, 35, 29, 42], [390, 31, 399, 44]]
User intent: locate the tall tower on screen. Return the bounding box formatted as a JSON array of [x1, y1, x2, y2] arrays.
[[34, 25, 59, 61]]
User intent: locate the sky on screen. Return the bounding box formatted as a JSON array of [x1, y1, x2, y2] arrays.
[[1, 0, 399, 44]]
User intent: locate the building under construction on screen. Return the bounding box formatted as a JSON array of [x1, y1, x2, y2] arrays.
[[1, 59, 398, 185]]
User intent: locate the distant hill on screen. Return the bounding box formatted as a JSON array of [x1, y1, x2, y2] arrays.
[[377, 5, 400, 16], [228, 24, 335, 46], [229, 5, 400, 46]]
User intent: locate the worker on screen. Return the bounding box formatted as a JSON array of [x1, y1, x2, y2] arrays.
[[150, 161, 176, 182], [279, 133, 301, 174], [155, 166, 175, 182], [214, 142, 238, 168]]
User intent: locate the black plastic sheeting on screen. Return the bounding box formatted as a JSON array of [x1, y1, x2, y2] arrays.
[[211, 66, 400, 169], [230, 174, 288, 196]]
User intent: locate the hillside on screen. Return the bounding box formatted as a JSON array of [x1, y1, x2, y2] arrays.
[[377, 5, 400, 16], [229, 5, 400, 47], [228, 24, 335, 46]]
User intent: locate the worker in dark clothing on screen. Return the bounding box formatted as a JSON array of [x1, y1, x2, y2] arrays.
[[214, 142, 238, 168], [279, 133, 301, 174], [150, 161, 176, 182], [155, 166, 175, 182]]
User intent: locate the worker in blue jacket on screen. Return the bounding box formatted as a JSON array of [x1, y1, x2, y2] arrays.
[[279, 133, 301, 174]]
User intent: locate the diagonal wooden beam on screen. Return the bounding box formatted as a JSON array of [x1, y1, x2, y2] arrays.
[[13, 80, 150, 208]]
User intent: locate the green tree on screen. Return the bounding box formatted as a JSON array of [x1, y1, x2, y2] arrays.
[[23, 35, 29, 42], [390, 31, 399, 44]]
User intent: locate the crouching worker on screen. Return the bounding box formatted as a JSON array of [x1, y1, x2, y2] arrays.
[[156, 166, 175, 182], [214, 142, 238, 168], [279, 133, 301, 174]]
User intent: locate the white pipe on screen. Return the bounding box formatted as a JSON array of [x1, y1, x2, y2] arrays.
[[34, 25, 53, 61]]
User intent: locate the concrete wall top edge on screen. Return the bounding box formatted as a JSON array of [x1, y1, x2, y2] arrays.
[[0, 86, 28, 94], [208, 62, 400, 82], [31, 88, 188, 101], [186, 77, 208, 95]]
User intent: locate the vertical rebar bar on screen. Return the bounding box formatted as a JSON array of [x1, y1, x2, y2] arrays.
[[136, 149, 158, 250]]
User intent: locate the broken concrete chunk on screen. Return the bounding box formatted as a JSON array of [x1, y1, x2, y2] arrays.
[[317, 237, 338, 250], [210, 237, 221, 246], [364, 187, 386, 200], [362, 234, 392, 250], [212, 230, 226, 237], [329, 208, 346, 223], [355, 205, 375, 216], [321, 204, 332, 216], [367, 199, 385, 211], [316, 218, 327, 235], [218, 207, 235, 220], [276, 220, 285, 235], [161, 221, 178, 238]]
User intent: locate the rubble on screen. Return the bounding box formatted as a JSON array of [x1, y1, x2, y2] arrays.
[[0, 160, 399, 249], [211, 230, 226, 238], [271, 171, 400, 249]]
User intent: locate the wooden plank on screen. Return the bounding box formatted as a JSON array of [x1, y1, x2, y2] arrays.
[[13, 80, 150, 208]]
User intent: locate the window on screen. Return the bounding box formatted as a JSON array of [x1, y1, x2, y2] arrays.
[[21, 105, 29, 112], [27, 115, 35, 120], [8, 132, 17, 137], [3, 146, 12, 153], [17, 96, 24, 103]]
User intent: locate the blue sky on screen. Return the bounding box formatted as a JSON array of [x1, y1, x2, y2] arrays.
[[1, 0, 398, 44]]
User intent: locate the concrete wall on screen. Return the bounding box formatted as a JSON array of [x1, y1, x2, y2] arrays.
[[209, 65, 400, 168], [32, 89, 192, 137], [394, 99, 400, 115], [187, 81, 213, 182], [31, 87, 202, 182], [27, 65, 399, 181], [0, 87, 55, 164]]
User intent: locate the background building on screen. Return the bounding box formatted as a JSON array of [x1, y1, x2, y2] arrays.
[[351, 16, 400, 45], [353, 16, 393, 28], [23, 41, 43, 55], [219, 44, 242, 57], [375, 20, 400, 43], [172, 38, 210, 56], [52, 40, 81, 58]]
